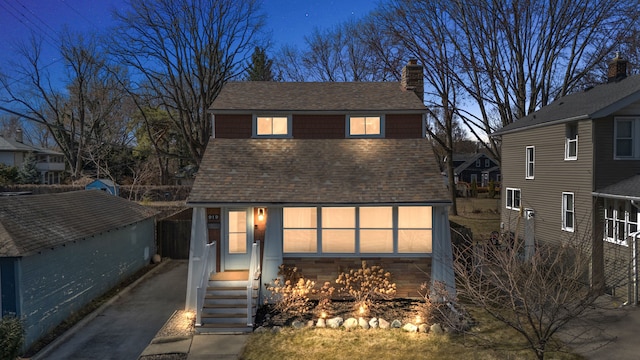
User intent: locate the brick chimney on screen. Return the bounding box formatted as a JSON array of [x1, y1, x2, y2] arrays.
[[401, 59, 424, 101], [15, 129, 23, 143], [608, 52, 628, 83]]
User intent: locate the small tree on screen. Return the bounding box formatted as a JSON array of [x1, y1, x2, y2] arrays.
[[488, 180, 496, 198], [454, 230, 598, 360], [0, 315, 24, 360], [18, 152, 39, 184], [245, 47, 275, 81]]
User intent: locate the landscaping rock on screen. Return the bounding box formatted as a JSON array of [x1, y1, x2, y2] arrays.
[[272, 326, 282, 333], [418, 324, 429, 333], [358, 317, 370, 330], [391, 319, 402, 328], [379, 318, 390, 329], [291, 320, 305, 329], [369, 317, 379, 329], [343, 317, 358, 330], [402, 323, 418, 332], [430, 323, 444, 335], [327, 317, 344, 329], [254, 326, 268, 333], [307, 320, 315, 328], [316, 318, 326, 328]]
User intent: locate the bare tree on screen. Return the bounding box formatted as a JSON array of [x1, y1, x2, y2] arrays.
[[110, 0, 266, 166], [454, 228, 598, 360]]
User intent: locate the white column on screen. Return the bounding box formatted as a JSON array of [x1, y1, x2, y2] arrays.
[[261, 206, 283, 303], [431, 205, 456, 297], [185, 207, 208, 310]]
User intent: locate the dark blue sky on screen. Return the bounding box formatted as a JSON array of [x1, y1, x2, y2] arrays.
[[0, 0, 378, 71]]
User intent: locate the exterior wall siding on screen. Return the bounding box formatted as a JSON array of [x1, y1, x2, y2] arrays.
[[282, 257, 431, 298], [500, 120, 594, 247], [385, 114, 423, 138], [593, 115, 640, 190], [215, 114, 252, 138], [292, 115, 345, 138], [17, 219, 156, 349]]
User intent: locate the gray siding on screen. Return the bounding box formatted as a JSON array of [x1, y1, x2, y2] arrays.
[[500, 120, 594, 246], [18, 219, 155, 348], [593, 116, 640, 190]]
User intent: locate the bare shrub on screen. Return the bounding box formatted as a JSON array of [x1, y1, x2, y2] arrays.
[[335, 261, 396, 314], [413, 282, 471, 333], [264, 265, 315, 319]]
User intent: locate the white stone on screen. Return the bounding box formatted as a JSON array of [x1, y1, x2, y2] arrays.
[[316, 318, 326, 328], [418, 324, 429, 333], [343, 317, 358, 330], [402, 323, 418, 332], [327, 317, 344, 329], [291, 320, 305, 329], [358, 317, 370, 329], [369, 317, 379, 329], [430, 323, 444, 335], [391, 319, 402, 328], [379, 318, 390, 329]]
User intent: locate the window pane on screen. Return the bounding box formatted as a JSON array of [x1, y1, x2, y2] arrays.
[[228, 211, 246, 254], [565, 212, 574, 229], [365, 117, 381, 135], [272, 117, 288, 135], [360, 207, 392, 228], [284, 207, 317, 228], [322, 230, 355, 252], [617, 121, 633, 137], [323, 207, 355, 228], [360, 230, 393, 253], [617, 139, 633, 157], [398, 229, 432, 253], [513, 190, 521, 208], [257, 117, 272, 135], [398, 206, 432, 228], [568, 140, 577, 157], [350, 117, 366, 135], [283, 229, 317, 252], [507, 189, 513, 207]]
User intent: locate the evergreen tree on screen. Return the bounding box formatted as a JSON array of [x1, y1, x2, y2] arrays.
[[18, 152, 40, 184], [245, 47, 275, 81]]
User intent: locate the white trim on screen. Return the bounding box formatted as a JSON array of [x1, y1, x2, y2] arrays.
[[614, 117, 638, 159], [564, 123, 578, 160], [562, 192, 575, 232], [603, 198, 637, 247], [525, 146, 535, 179], [505, 187, 521, 211]]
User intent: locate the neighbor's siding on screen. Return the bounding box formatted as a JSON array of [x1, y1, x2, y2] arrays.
[[500, 120, 594, 247], [282, 257, 431, 298], [0, 258, 18, 316], [593, 115, 640, 190], [18, 219, 155, 349]]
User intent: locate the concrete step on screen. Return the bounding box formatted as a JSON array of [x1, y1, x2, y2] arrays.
[[196, 323, 253, 334]]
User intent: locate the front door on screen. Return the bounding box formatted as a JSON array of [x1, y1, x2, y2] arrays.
[[223, 208, 253, 270]]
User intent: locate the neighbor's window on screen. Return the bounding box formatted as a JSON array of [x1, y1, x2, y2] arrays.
[[615, 118, 636, 158], [283, 207, 317, 253], [526, 146, 535, 179], [565, 123, 578, 160], [506, 188, 521, 210], [255, 116, 290, 136], [562, 192, 575, 232], [322, 207, 355, 253], [485, 159, 490, 168], [348, 116, 383, 137], [604, 198, 638, 246], [398, 206, 432, 253], [228, 210, 247, 253]]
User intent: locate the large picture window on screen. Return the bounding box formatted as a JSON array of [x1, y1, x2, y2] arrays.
[[282, 206, 432, 255]]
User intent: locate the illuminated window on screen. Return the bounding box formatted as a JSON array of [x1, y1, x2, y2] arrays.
[[322, 207, 355, 253], [359, 207, 393, 253], [255, 116, 290, 136], [398, 206, 432, 253], [283, 207, 317, 252], [348, 116, 383, 137], [228, 210, 247, 253]]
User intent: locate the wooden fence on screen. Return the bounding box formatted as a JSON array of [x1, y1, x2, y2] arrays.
[[157, 208, 192, 259]]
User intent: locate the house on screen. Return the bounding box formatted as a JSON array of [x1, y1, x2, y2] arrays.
[[0, 129, 65, 184], [451, 153, 500, 186], [492, 53, 640, 302], [85, 178, 120, 196], [0, 190, 157, 350], [184, 61, 456, 332]]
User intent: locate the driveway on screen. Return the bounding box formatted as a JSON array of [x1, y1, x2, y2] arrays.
[[36, 260, 188, 360]]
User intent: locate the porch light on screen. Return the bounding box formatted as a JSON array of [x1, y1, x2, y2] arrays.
[[258, 208, 265, 221]]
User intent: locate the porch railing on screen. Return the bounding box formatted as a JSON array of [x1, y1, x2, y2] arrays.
[[247, 241, 261, 326], [196, 241, 216, 326]]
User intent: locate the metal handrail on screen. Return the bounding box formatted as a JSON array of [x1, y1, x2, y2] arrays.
[[196, 241, 216, 326], [247, 242, 261, 326]]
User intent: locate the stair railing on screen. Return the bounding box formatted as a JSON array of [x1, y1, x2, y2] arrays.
[[196, 241, 216, 326], [247, 241, 261, 326]]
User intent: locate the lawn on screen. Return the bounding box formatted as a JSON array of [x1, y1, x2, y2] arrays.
[[450, 195, 501, 240]]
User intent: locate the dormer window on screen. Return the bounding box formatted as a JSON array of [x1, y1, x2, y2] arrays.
[[347, 116, 384, 137], [254, 116, 291, 137]]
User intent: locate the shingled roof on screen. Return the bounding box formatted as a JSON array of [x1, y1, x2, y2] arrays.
[[593, 175, 640, 200], [0, 190, 157, 257], [187, 138, 450, 205], [210, 82, 426, 113], [493, 75, 640, 136]]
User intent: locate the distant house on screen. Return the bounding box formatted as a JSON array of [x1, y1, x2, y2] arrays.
[[85, 178, 120, 196], [451, 153, 500, 186], [0, 130, 65, 184], [492, 53, 640, 302], [184, 60, 456, 332], [0, 190, 157, 350]]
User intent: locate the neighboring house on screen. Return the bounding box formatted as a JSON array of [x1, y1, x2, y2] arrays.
[[451, 153, 500, 186], [86, 178, 120, 196], [185, 61, 456, 332], [0, 190, 157, 350], [0, 130, 65, 184], [492, 54, 640, 302]]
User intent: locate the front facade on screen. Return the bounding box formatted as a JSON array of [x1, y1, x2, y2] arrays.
[[0, 131, 65, 184], [185, 63, 456, 328], [0, 190, 157, 350], [494, 56, 640, 300], [452, 153, 500, 186]]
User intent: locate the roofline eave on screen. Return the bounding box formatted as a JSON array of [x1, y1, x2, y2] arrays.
[[490, 114, 590, 137], [186, 200, 453, 208]]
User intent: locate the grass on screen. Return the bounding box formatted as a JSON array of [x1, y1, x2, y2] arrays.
[[242, 306, 584, 360], [450, 195, 501, 240]]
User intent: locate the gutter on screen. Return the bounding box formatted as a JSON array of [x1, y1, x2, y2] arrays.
[[491, 114, 590, 137]]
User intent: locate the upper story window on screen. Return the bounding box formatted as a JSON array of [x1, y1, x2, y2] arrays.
[[526, 146, 535, 179], [485, 159, 490, 167], [347, 116, 384, 137], [475, 159, 481, 167], [505, 187, 521, 211], [565, 123, 578, 160], [615, 118, 636, 159], [254, 116, 291, 137]]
